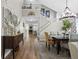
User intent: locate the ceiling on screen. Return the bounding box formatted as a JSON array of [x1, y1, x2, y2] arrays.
[[39, 0, 78, 13], [23, 0, 78, 13]]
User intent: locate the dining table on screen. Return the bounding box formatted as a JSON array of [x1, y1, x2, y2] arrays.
[[51, 35, 69, 54]]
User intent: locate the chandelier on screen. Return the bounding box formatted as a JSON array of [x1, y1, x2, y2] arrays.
[[60, 0, 76, 19]]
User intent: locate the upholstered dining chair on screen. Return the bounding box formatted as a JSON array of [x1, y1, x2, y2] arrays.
[[44, 32, 55, 50]]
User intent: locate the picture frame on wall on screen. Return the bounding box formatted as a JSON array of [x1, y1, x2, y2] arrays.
[[46, 10, 50, 17], [40, 8, 45, 16], [40, 8, 50, 17]]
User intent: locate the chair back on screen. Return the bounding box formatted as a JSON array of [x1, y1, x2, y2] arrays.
[[44, 32, 49, 41]]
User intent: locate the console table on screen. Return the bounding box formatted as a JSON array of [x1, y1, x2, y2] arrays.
[[2, 33, 24, 59]]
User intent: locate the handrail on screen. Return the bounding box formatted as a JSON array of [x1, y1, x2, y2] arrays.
[[39, 20, 49, 29], [39, 4, 56, 31], [40, 22, 51, 32]]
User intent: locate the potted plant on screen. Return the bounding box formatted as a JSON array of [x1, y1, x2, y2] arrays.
[[62, 19, 71, 38]]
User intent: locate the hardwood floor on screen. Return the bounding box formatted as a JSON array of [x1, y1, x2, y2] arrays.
[[14, 33, 39, 59], [5, 33, 71, 59], [5, 33, 39, 59]]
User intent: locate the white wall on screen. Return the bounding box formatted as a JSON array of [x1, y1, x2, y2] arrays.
[[2, 0, 24, 35], [39, 5, 57, 29], [39, 19, 63, 39], [2, 0, 23, 18], [39, 0, 78, 13], [39, 5, 63, 39]]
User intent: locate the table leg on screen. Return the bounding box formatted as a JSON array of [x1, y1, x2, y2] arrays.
[[3, 48, 5, 59], [13, 48, 14, 59], [57, 42, 61, 54], [48, 45, 50, 50]]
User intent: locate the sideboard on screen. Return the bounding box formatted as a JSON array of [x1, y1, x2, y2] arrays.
[[1, 33, 24, 59]]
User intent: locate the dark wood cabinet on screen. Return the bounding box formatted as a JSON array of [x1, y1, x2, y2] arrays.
[[1, 33, 24, 59]]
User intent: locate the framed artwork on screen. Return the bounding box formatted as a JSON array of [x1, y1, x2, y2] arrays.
[[46, 10, 50, 17], [40, 8, 45, 16], [40, 8, 50, 18]]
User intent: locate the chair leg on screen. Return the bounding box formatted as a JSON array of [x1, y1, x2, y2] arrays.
[[48, 45, 50, 50], [52, 44, 54, 47], [46, 42, 47, 47]]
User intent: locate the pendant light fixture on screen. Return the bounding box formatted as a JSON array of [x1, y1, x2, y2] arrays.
[[60, 0, 76, 19]]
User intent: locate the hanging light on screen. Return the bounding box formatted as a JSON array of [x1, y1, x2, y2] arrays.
[[60, 0, 76, 19]]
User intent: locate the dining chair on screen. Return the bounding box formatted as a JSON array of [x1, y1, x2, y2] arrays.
[[44, 32, 55, 50]]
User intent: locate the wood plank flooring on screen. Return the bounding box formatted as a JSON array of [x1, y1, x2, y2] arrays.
[[5, 33, 39, 59], [5, 33, 71, 59], [14, 33, 39, 59]]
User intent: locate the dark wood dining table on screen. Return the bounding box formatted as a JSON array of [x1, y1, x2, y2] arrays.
[[52, 36, 69, 54]]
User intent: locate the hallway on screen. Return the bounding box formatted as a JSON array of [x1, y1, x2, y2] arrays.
[[5, 32, 71, 59], [2, 0, 78, 59], [14, 33, 39, 59]]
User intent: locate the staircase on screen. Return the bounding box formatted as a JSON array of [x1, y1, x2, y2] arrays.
[[38, 10, 51, 40], [40, 22, 51, 32], [38, 5, 58, 40], [22, 4, 57, 40], [39, 15, 51, 32]]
